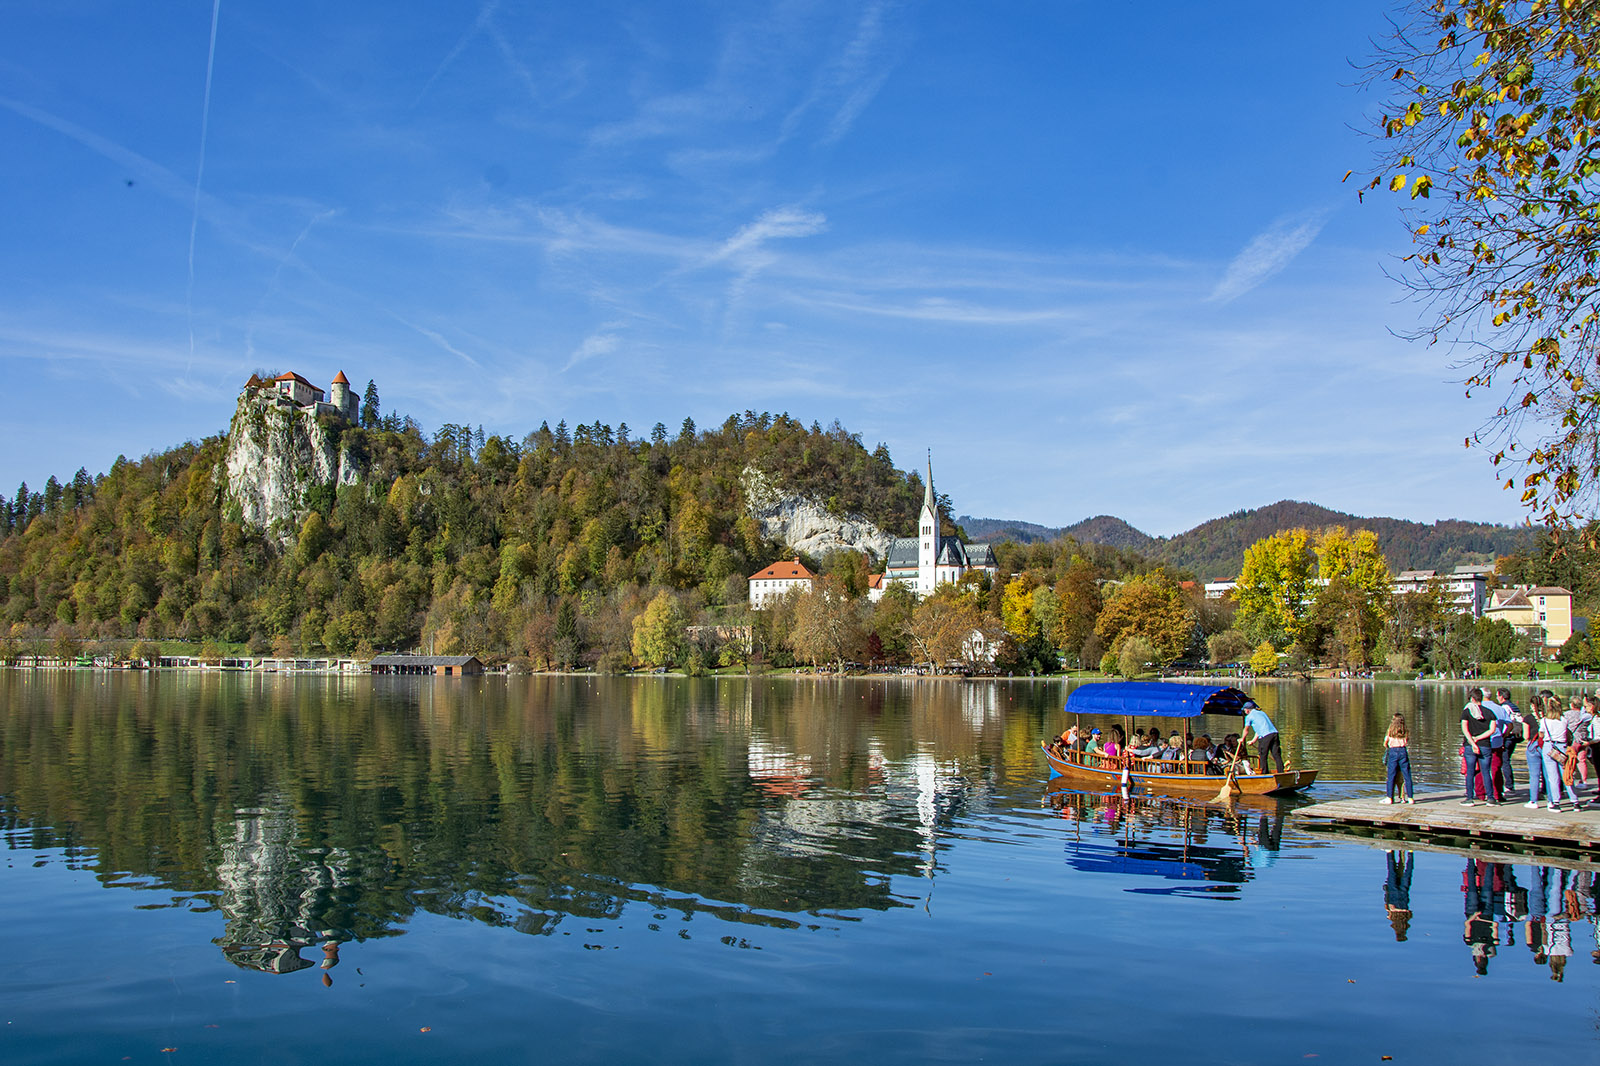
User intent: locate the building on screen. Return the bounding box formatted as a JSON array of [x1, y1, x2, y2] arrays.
[[872, 460, 997, 599], [1484, 586, 1574, 655], [243, 370, 359, 422], [369, 654, 483, 676], [1392, 564, 1495, 618], [1203, 579, 1237, 600], [748, 558, 816, 609]]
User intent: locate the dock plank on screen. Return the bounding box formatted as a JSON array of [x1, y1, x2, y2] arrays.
[[1294, 789, 1600, 858]]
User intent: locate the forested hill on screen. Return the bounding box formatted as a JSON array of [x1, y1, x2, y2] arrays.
[[0, 411, 927, 660], [963, 501, 1529, 579]]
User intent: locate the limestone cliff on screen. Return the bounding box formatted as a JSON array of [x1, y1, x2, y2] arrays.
[[224, 392, 361, 535], [740, 465, 894, 560]]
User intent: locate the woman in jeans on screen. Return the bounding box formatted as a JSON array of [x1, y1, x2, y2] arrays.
[[1539, 701, 1583, 811], [1522, 698, 1548, 808], [1383, 714, 1414, 804]]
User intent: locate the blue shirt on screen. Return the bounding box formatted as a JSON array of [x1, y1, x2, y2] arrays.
[[1483, 700, 1517, 748], [1243, 708, 1277, 738]]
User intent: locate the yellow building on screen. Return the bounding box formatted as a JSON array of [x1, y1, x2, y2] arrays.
[[1484, 586, 1573, 656]]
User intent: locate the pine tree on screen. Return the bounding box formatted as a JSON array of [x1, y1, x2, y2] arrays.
[[361, 379, 380, 428]]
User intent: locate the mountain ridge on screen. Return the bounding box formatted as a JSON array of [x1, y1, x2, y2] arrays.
[[959, 500, 1530, 579]]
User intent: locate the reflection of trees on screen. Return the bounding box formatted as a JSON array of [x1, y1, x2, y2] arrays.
[[0, 672, 1025, 948]]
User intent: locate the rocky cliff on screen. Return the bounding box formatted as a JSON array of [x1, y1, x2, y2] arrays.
[[741, 465, 894, 560], [224, 392, 361, 535]]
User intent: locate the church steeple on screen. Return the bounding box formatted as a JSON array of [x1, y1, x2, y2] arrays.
[[923, 454, 935, 513]]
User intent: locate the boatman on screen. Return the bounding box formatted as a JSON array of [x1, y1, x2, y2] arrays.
[[1240, 699, 1284, 775]]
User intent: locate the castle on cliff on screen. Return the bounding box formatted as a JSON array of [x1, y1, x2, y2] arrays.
[[242, 370, 358, 422]]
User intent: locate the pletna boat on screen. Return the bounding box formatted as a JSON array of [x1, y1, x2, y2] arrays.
[[1041, 681, 1318, 797]]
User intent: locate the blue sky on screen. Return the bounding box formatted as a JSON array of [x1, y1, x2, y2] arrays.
[[0, 1, 1527, 536]]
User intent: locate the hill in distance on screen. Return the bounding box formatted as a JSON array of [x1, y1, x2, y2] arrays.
[[959, 501, 1531, 580]]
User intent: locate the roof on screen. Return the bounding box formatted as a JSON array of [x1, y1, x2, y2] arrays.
[[1064, 682, 1253, 719], [1489, 589, 1532, 610], [867, 573, 884, 589], [370, 654, 480, 667], [332, 370, 350, 385], [884, 537, 919, 568], [1396, 570, 1436, 581], [750, 559, 814, 581], [273, 371, 317, 387], [1528, 586, 1572, 597]]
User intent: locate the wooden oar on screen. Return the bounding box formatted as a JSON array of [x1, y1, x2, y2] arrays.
[[1214, 738, 1247, 804]]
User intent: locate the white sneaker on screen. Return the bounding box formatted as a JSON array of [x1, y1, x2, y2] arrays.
[[1380, 797, 1393, 805], [1524, 801, 1539, 808], [1404, 797, 1415, 804]]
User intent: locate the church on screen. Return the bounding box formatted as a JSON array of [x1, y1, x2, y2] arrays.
[[870, 460, 997, 599]]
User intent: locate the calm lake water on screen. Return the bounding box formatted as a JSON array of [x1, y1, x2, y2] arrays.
[[1, 672, 1595, 1064]]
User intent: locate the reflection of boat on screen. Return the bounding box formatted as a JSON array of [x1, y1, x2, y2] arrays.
[[1042, 682, 1318, 797], [1043, 787, 1282, 895]]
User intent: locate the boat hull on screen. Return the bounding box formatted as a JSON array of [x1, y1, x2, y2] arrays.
[[1041, 742, 1316, 797]]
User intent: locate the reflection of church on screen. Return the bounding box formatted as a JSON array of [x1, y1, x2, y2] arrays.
[[211, 797, 365, 976]]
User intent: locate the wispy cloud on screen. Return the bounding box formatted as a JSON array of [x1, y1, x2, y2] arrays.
[[709, 206, 827, 264], [187, 0, 224, 367], [564, 326, 624, 371], [415, 0, 500, 107], [389, 313, 482, 369], [1209, 211, 1329, 303]]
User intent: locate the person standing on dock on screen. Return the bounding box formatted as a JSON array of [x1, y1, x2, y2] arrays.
[[1522, 700, 1547, 809], [1460, 689, 1500, 806], [1491, 688, 1520, 794], [1240, 700, 1284, 775], [1538, 701, 1584, 811], [1382, 714, 1414, 804]]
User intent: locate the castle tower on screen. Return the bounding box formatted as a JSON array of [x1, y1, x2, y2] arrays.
[[329, 371, 357, 421]]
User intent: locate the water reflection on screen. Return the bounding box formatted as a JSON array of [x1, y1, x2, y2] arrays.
[[1042, 788, 1285, 897], [1374, 849, 1599, 979], [0, 672, 1022, 971]]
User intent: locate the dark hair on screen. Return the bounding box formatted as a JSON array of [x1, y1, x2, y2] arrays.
[[1468, 687, 1483, 701]]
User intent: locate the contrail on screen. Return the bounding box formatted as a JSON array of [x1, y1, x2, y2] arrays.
[[187, 0, 222, 368]]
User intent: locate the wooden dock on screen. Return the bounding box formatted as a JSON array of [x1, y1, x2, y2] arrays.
[[1294, 790, 1600, 864]]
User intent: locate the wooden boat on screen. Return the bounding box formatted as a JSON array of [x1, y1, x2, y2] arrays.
[[1042, 681, 1318, 798]]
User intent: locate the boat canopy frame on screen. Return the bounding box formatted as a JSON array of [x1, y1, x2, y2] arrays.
[[1063, 682, 1252, 720]]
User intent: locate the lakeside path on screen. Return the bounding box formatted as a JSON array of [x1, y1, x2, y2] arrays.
[[1296, 790, 1600, 861]]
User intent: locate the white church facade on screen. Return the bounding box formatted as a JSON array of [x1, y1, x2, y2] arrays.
[[871, 461, 997, 599]]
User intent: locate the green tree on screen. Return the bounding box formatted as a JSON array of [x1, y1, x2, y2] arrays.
[[1207, 628, 1253, 665], [1118, 634, 1155, 678], [1250, 641, 1279, 675], [1365, 0, 1600, 527], [361, 379, 380, 428]]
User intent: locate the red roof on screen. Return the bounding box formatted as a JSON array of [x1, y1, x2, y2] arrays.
[[332, 370, 350, 385], [273, 371, 317, 388], [867, 573, 884, 589], [750, 558, 815, 581]]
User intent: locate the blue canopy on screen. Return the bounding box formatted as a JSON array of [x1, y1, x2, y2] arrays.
[[1063, 682, 1251, 719]]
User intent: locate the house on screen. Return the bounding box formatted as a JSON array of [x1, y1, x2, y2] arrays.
[[870, 460, 997, 600], [748, 558, 815, 609], [1204, 579, 1237, 600], [369, 654, 483, 676], [1484, 586, 1574, 655]]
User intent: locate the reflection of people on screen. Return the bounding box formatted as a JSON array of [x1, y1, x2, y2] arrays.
[[1384, 850, 1413, 941], [1462, 858, 1499, 975], [1241, 700, 1284, 774], [320, 940, 340, 988], [1526, 864, 1549, 967], [1383, 715, 1414, 804]]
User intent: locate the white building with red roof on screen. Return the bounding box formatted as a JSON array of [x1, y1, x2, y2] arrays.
[[748, 558, 815, 609], [244, 371, 358, 422]]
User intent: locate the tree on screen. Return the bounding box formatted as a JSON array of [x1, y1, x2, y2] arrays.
[[631, 591, 685, 668], [1118, 634, 1155, 678], [1207, 628, 1253, 665], [1250, 641, 1280, 675], [791, 576, 864, 673], [1364, 1, 1600, 527], [1094, 571, 1194, 667], [1235, 529, 1315, 649], [361, 379, 380, 428], [907, 590, 980, 670]]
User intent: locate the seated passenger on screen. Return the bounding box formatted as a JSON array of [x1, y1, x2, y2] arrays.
[[1102, 725, 1125, 758], [1084, 728, 1103, 755], [1129, 727, 1163, 759]]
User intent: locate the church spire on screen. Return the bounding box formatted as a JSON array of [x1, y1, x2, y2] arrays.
[[924, 452, 935, 513]]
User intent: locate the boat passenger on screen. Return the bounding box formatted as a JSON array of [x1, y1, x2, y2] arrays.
[[1084, 728, 1103, 755], [1129, 728, 1163, 760], [1160, 733, 1185, 763], [1103, 725, 1125, 759]]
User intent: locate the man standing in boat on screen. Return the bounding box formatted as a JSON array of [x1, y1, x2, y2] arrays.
[[1240, 700, 1284, 775]]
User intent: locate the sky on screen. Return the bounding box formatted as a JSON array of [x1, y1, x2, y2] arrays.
[[0, 1, 1533, 537]]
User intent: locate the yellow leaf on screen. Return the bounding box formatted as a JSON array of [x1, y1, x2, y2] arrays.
[[1390, 174, 1407, 191]]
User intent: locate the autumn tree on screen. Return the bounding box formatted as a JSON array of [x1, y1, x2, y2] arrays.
[[1094, 571, 1195, 667], [631, 590, 686, 668], [1364, 1, 1600, 527], [791, 576, 864, 673], [1235, 529, 1315, 649], [907, 588, 981, 671]]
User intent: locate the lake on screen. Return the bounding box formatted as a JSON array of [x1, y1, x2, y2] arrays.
[[1, 672, 1595, 1064]]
